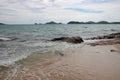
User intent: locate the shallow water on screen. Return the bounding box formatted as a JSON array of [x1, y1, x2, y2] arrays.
[[0, 24, 120, 65]]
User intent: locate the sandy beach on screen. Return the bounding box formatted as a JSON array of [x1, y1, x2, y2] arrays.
[[0, 43, 119, 80], [0, 0, 120, 79], [115, 44, 120, 53], [0, 32, 120, 80]]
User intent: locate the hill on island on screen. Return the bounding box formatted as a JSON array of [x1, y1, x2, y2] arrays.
[[67, 21, 120, 24], [46, 21, 62, 24], [0, 23, 5, 25]]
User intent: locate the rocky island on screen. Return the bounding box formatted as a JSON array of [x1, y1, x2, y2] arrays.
[[67, 21, 120, 24], [0, 23, 5, 25], [46, 21, 62, 24]]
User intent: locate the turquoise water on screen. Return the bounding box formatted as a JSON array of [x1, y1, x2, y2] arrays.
[[0, 24, 120, 65]]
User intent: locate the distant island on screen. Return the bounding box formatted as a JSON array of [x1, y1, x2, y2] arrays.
[[0, 23, 5, 25], [1, 21, 120, 25], [67, 21, 120, 24], [46, 21, 62, 24], [34, 21, 120, 25], [34, 21, 62, 25]]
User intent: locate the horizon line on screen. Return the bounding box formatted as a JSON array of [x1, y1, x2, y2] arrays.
[[1, 20, 120, 25]]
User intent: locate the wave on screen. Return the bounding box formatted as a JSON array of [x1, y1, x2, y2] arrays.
[[0, 37, 18, 41], [0, 37, 11, 41]]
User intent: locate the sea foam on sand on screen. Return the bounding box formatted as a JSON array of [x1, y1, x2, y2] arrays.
[[2, 44, 120, 80]]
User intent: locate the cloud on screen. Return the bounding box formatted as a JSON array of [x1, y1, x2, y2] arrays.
[[65, 8, 103, 13], [0, 0, 47, 12], [82, 0, 114, 4], [0, 0, 120, 24], [0, 8, 17, 16], [19, 0, 46, 9]]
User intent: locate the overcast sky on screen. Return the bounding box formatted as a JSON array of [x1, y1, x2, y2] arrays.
[[0, 0, 120, 24]]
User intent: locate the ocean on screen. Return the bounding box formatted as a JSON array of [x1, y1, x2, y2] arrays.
[[0, 24, 120, 66]]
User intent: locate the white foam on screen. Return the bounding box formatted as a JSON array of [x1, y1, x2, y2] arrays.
[[0, 37, 11, 41]]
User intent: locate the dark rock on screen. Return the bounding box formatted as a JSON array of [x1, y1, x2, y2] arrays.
[[86, 33, 120, 40], [88, 38, 120, 46], [110, 49, 117, 52], [51, 37, 66, 41], [51, 37, 84, 44]]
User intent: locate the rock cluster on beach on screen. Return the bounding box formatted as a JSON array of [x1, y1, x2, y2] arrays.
[[86, 33, 120, 40], [86, 32, 120, 46], [89, 39, 120, 46], [51, 37, 84, 44]]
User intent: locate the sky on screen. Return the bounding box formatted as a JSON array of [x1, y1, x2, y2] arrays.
[[0, 0, 120, 24]]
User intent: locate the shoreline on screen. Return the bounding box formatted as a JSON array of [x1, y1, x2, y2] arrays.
[[1, 44, 120, 80], [115, 44, 120, 53], [0, 33, 120, 80]]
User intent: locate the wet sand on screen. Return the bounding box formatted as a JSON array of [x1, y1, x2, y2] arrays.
[[43, 45, 120, 80], [115, 44, 120, 53], [2, 44, 120, 80]]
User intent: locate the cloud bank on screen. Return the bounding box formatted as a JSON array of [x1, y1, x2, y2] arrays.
[[0, 0, 120, 24]]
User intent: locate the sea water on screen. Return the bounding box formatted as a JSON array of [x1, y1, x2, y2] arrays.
[[0, 24, 120, 65]]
